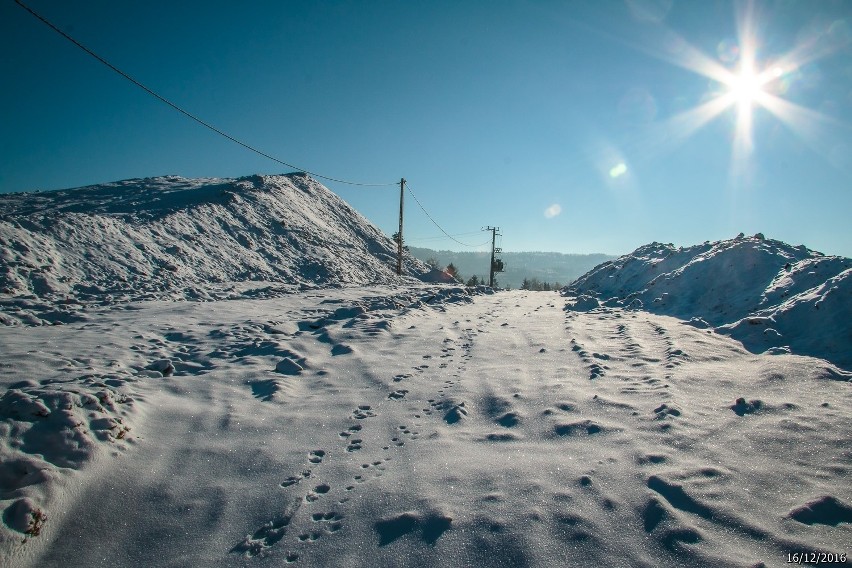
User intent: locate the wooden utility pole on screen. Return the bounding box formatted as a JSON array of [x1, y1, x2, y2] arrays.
[[485, 226, 501, 287], [396, 178, 405, 275]]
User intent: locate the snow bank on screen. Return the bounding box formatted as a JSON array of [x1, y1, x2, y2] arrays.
[[566, 234, 852, 369], [0, 173, 430, 325]]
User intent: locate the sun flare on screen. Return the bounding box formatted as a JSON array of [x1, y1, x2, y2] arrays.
[[639, 0, 850, 180]]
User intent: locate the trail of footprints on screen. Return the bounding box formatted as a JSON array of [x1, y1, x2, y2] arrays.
[[234, 327, 473, 561], [566, 311, 691, 399], [238, 442, 356, 560], [649, 322, 690, 369], [238, 305, 696, 560], [242, 299, 674, 560], [565, 310, 686, 434]]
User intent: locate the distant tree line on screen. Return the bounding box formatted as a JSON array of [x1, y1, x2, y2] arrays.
[[464, 274, 491, 287], [428, 256, 561, 291], [520, 277, 562, 291], [428, 258, 496, 288], [409, 247, 615, 290]]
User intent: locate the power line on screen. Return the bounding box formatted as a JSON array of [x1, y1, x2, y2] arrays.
[[409, 237, 492, 245], [13, 0, 397, 188], [408, 235, 492, 246], [408, 230, 490, 241], [405, 182, 487, 248]]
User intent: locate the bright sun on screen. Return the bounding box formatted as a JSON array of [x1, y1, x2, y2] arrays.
[[716, 51, 776, 156], [728, 63, 765, 107]]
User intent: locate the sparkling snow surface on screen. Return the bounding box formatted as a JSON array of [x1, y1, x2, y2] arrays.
[[1, 288, 850, 567]]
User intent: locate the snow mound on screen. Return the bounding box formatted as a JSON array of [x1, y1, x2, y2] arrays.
[[566, 294, 600, 312], [0, 173, 431, 324], [566, 234, 852, 369], [0, 375, 137, 549]]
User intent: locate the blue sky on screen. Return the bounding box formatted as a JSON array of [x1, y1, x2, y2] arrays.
[[2, 0, 851, 256]]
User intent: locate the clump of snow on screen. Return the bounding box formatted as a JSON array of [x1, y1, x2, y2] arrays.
[[0, 380, 134, 468], [275, 358, 304, 375], [419, 268, 458, 284], [566, 294, 600, 311], [146, 359, 174, 376], [567, 235, 852, 369], [718, 268, 852, 368]]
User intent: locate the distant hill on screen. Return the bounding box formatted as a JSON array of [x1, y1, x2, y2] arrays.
[[566, 234, 852, 370], [0, 173, 431, 325], [409, 247, 615, 289]]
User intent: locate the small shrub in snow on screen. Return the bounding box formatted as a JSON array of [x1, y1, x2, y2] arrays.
[[25, 508, 47, 539], [3, 498, 47, 541]]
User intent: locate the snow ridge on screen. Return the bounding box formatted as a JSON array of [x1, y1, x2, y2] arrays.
[[566, 234, 852, 370], [0, 173, 430, 324]]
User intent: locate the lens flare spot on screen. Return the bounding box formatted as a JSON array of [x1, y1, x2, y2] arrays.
[[544, 204, 562, 219], [609, 163, 628, 178], [618, 88, 658, 124], [716, 38, 740, 63], [625, 0, 673, 23]]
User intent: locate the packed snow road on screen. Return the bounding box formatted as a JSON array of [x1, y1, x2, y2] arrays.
[[1, 287, 849, 567]]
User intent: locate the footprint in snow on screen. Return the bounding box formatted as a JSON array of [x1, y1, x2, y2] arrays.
[[338, 424, 363, 452], [298, 512, 344, 542], [281, 470, 312, 488], [589, 363, 605, 379], [653, 403, 681, 419], [331, 344, 354, 356], [351, 405, 376, 420], [305, 483, 331, 502], [730, 397, 763, 416], [338, 424, 362, 437], [231, 500, 301, 559], [374, 511, 452, 546]]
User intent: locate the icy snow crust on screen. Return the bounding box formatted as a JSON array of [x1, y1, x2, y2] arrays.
[[0, 173, 430, 325], [567, 235, 852, 370]]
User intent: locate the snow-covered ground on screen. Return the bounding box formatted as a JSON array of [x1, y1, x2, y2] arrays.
[[1, 176, 850, 566], [1, 287, 849, 567]]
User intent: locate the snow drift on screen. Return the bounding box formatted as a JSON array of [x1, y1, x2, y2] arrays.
[[0, 173, 430, 325], [566, 234, 852, 370]]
